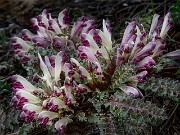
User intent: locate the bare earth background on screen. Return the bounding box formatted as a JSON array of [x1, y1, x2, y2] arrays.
[[0, 0, 179, 135]]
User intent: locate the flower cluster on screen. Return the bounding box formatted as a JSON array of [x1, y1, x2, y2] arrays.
[[12, 9, 94, 63], [11, 9, 172, 133]]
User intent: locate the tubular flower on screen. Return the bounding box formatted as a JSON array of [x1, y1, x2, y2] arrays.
[[149, 14, 160, 38], [137, 56, 156, 70], [121, 86, 143, 98], [20, 103, 42, 123], [160, 12, 173, 38], [11, 59, 74, 132], [11, 9, 172, 133], [88, 20, 112, 53], [55, 117, 70, 133], [12, 75, 37, 92], [117, 12, 172, 67], [78, 66, 92, 81], [12, 37, 33, 63], [38, 111, 58, 125], [12, 9, 95, 63], [78, 46, 99, 63], [121, 21, 136, 46], [129, 71, 148, 83]]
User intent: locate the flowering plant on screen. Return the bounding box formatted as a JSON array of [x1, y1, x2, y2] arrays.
[[11, 8, 173, 134]]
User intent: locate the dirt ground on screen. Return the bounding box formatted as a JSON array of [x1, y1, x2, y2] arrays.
[[0, 0, 179, 135]]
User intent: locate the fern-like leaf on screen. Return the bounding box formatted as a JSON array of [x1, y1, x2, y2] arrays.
[[108, 92, 167, 134], [139, 77, 180, 102], [98, 113, 117, 135], [110, 92, 166, 120], [111, 64, 136, 90]]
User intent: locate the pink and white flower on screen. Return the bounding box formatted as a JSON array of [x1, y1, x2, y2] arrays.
[[78, 66, 92, 81], [12, 75, 39, 93], [129, 71, 148, 82], [11, 9, 173, 134], [160, 12, 173, 38], [38, 111, 58, 125], [55, 117, 70, 133], [137, 56, 156, 70], [121, 86, 143, 98], [20, 103, 42, 122], [49, 97, 67, 111]]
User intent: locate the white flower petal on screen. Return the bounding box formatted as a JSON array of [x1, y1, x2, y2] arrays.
[[160, 12, 171, 38], [55, 117, 69, 132], [37, 26, 50, 39], [16, 90, 41, 104], [58, 9, 68, 29], [78, 84, 91, 92], [70, 58, 80, 67], [81, 33, 100, 53], [13, 75, 37, 92], [49, 97, 66, 109], [78, 66, 92, 81], [45, 56, 55, 77], [23, 103, 42, 113], [103, 19, 111, 42], [55, 52, 62, 82], [39, 15, 49, 28], [49, 19, 62, 34], [38, 53, 52, 87], [16, 37, 33, 51], [99, 46, 110, 62], [97, 29, 112, 52], [38, 111, 58, 121], [121, 86, 143, 97], [149, 14, 160, 37]]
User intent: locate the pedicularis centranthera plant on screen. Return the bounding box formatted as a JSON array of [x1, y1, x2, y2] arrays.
[[11, 9, 173, 134]]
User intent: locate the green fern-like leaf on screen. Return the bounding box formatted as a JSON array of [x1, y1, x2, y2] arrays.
[[111, 64, 136, 90], [110, 92, 166, 120], [108, 92, 167, 134], [98, 113, 117, 135], [91, 90, 167, 134], [87, 113, 101, 124], [139, 77, 180, 102], [77, 112, 87, 122], [18, 123, 33, 135]]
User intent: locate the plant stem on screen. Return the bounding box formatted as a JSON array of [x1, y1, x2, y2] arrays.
[[158, 103, 179, 134]]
